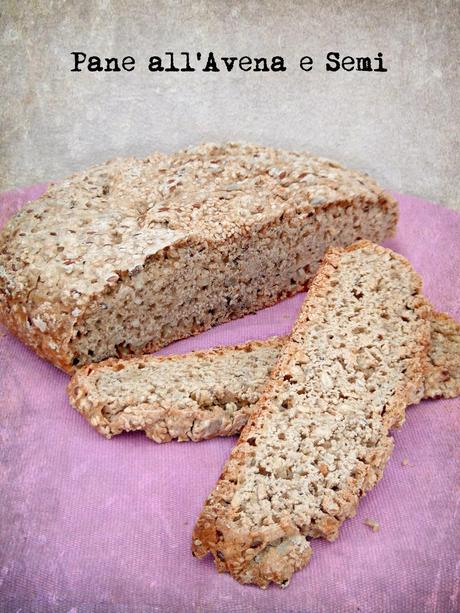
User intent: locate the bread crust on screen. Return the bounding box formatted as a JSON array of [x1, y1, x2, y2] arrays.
[[0, 144, 398, 372], [192, 241, 431, 588]]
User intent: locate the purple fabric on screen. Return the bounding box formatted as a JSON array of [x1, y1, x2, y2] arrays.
[[0, 186, 459, 613]]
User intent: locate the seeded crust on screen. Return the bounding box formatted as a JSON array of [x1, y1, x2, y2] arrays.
[[423, 311, 460, 399], [68, 337, 285, 443], [68, 308, 458, 442], [192, 241, 432, 588], [0, 143, 398, 373]]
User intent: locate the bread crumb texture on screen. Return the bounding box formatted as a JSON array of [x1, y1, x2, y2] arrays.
[[192, 241, 431, 588], [68, 338, 284, 442], [0, 143, 397, 372], [68, 308, 458, 442]]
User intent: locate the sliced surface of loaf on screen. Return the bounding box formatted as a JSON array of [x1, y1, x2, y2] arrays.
[[0, 143, 398, 372], [192, 241, 431, 588], [68, 311, 459, 442], [68, 338, 284, 442]]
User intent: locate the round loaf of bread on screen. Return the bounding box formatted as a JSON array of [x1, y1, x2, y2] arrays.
[[0, 143, 398, 371]]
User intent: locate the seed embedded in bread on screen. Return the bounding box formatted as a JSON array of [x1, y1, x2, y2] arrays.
[[192, 241, 431, 588], [0, 143, 398, 372]]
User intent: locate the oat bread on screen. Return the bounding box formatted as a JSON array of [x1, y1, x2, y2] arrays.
[[0, 143, 398, 372], [68, 337, 284, 442], [192, 241, 431, 588], [68, 307, 458, 442], [423, 311, 460, 399]]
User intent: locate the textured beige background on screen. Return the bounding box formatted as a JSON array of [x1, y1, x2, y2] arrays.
[[0, 0, 458, 209]]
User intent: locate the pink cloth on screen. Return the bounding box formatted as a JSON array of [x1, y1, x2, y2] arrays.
[[0, 186, 459, 612]]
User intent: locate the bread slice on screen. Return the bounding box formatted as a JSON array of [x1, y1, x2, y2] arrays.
[[68, 309, 458, 442], [68, 338, 284, 442], [192, 241, 431, 588], [423, 311, 460, 399], [0, 143, 397, 372]]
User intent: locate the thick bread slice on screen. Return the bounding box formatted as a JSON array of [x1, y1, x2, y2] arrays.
[[68, 311, 458, 443], [423, 311, 460, 399], [68, 338, 285, 442], [192, 241, 431, 588], [0, 143, 398, 372]]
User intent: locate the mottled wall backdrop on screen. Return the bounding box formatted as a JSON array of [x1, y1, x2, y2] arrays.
[[0, 0, 458, 208]]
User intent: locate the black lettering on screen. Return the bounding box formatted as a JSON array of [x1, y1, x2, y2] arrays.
[[239, 56, 252, 71], [148, 56, 164, 72], [203, 52, 219, 72], [271, 56, 286, 72], [122, 56, 135, 71], [88, 56, 103, 72], [299, 55, 313, 71], [105, 57, 121, 72], [181, 52, 194, 72], [222, 56, 237, 72], [341, 56, 355, 71], [325, 51, 340, 72], [253, 57, 269, 72], [71, 51, 87, 72], [165, 52, 179, 72], [374, 52, 388, 72], [355, 57, 372, 71]]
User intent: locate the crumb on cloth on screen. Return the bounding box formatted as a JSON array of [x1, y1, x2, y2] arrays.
[[364, 518, 380, 532]]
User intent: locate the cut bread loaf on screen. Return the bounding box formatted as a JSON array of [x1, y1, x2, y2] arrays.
[[68, 338, 284, 442], [192, 241, 431, 588], [68, 310, 459, 442], [0, 143, 397, 372]]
